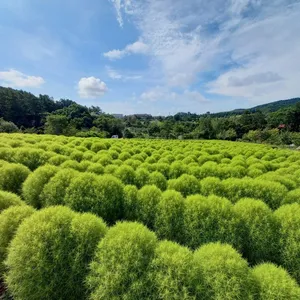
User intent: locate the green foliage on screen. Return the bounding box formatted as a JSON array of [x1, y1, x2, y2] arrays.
[[234, 198, 279, 264], [0, 118, 19, 133], [115, 165, 136, 185], [135, 168, 150, 188], [184, 195, 242, 250], [0, 205, 35, 277], [168, 174, 200, 197], [251, 263, 300, 300], [200, 176, 223, 196], [169, 161, 188, 179], [136, 185, 162, 229], [87, 222, 157, 300], [0, 191, 24, 213], [149, 241, 195, 300], [13, 148, 49, 170], [22, 165, 58, 208], [148, 171, 167, 191], [193, 243, 253, 300], [283, 188, 300, 205], [123, 185, 139, 220], [0, 163, 31, 194], [155, 190, 185, 243], [5, 206, 107, 300], [222, 178, 288, 209], [274, 204, 300, 282], [40, 168, 79, 207], [65, 173, 124, 224]]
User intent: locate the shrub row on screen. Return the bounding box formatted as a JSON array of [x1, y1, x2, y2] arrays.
[[1, 211, 299, 300]]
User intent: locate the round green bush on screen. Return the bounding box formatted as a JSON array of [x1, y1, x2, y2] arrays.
[[22, 165, 58, 208], [0, 205, 35, 276], [65, 173, 124, 224], [115, 165, 136, 185], [200, 176, 223, 196], [0, 163, 31, 194], [222, 178, 288, 209], [274, 204, 300, 282], [282, 189, 300, 205], [5, 206, 107, 300], [40, 168, 79, 207], [148, 241, 195, 300], [48, 154, 68, 166], [87, 222, 157, 300], [13, 148, 49, 170], [86, 163, 104, 175], [103, 164, 118, 174], [61, 159, 85, 171], [136, 185, 162, 229], [155, 190, 185, 243], [135, 168, 150, 189], [0, 191, 24, 213], [234, 198, 279, 264], [184, 195, 242, 250], [192, 243, 253, 300], [168, 174, 200, 197], [123, 185, 139, 220], [148, 171, 167, 191], [251, 263, 300, 299], [91, 142, 107, 153], [169, 162, 188, 179]]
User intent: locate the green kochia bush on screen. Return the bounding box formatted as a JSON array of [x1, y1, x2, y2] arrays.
[[13, 148, 50, 170], [168, 174, 200, 197], [251, 263, 300, 300], [40, 168, 79, 207], [184, 195, 242, 250], [135, 168, 150, 188], [234, 198, 279, 264], [200, 176, 223, 196], [123, 185, 139, 220], [222, 178, 288, 209], [148, 171, 167, 191], [282, 188, 300, 205], [115, 165, 136, 185], [155, 190, 185, 243], [65, 173, 124, 224], [22, 165, 58, 208], [87, 222, 157, 300], [136, 185, 162, 229], [193, 243, 253, 300], [0, 191, 24, 213], [274, 204, 300, 282], [0, 205, 35, 277], [148, 241, 195, 300], [0, 163, 31, 194], [5, 206, 107, 300]]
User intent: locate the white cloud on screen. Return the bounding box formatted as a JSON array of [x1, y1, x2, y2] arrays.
[[103, 40, 149, 60], [140, 86, 208, 103], [0, 69, 45, 88], [110, 0, 300, 104], [78, 77, 108, 98], [110, 0, 123, 27], [106, 66, 142, 81]]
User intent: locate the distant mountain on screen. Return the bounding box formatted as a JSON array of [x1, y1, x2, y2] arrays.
[[210, 98, 300, 117]]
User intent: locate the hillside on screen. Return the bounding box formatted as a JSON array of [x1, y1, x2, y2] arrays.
[[210, 98, 300, 117]]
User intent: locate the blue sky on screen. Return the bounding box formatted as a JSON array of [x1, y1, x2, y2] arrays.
[[0, 0, 300, 115]]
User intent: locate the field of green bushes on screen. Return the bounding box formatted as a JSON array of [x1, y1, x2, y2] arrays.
[[1, 133, 300, 299]]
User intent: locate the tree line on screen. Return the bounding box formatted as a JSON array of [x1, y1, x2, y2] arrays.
[[1, 86, 300, 144]]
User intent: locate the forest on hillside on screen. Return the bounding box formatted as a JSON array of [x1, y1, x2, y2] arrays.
[[1, 86, 300, 145]]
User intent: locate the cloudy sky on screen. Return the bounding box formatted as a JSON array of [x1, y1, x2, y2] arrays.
[[0, 0, 299, 115]]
